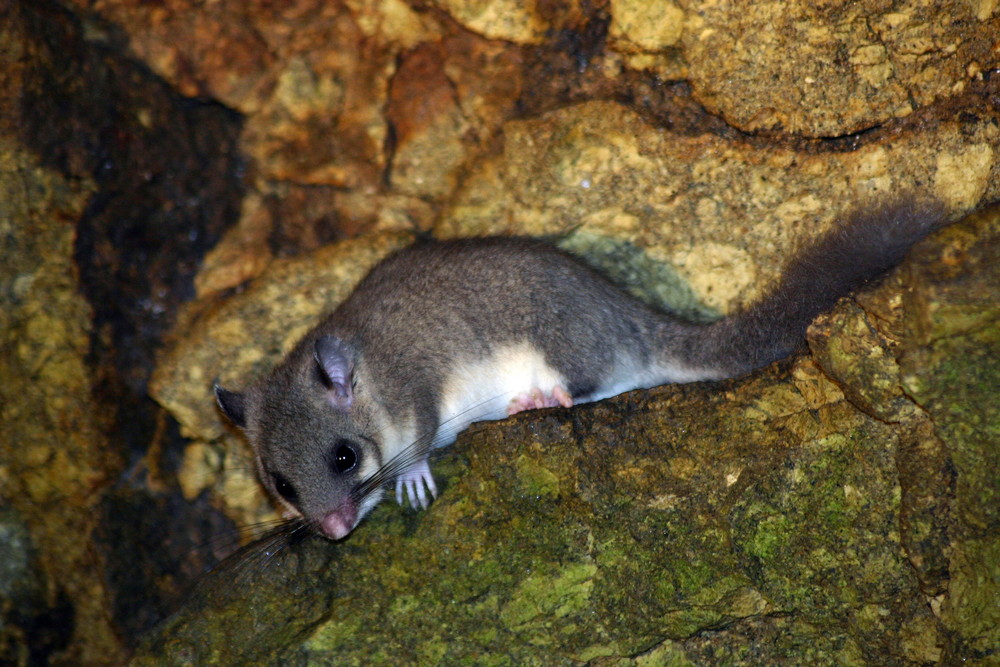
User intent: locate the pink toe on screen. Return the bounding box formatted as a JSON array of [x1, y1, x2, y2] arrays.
[[507, 386, 573, 415], [553, 386, 573, 408]]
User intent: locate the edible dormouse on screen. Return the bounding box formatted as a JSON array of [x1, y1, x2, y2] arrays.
[[216, 199, 946, 539]]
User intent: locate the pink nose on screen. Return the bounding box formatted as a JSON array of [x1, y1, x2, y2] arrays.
[[320, 502, 358, 540]]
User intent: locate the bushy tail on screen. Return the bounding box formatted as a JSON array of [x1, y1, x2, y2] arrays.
[[677, 198, 949, 379]]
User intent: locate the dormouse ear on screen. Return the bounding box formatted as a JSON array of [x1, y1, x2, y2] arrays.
[[314, 335, 354, 409], [214, 385, 247, 428]]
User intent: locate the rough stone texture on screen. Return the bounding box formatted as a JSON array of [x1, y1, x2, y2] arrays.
[[387, 34, 524, 201], [0, 14, 121, 657], [899, 209, 1000, 658], [3, 1, 242, 663], [678, 1, 996, 137], [3, 0, 999, 663], [75, 0, 447, 289], [608, 0, 687, 76], [438, 99, 999, 313], [429, 0, 591, 44], [0, 140, 121, 663]]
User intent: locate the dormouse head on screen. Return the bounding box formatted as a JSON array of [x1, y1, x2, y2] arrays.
[[215, 334, 386, 539]]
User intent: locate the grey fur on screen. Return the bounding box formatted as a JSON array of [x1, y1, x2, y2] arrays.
[[216, 198, 947, 539]]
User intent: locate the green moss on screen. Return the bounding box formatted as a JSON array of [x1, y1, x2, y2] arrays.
[[745, 513, 793, 561], [945, 532, 1000, 654], [635, 640, 696, 666], [513, 454, 562, 499], [896, 211, 1000, 658], [576, 643, 618, 661], [499, 563, 597, 629], [416, 639, 448, 664]]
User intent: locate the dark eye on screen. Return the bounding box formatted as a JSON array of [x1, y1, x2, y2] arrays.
[[330, 439, 358, 474], [272, 472, 298, 504]]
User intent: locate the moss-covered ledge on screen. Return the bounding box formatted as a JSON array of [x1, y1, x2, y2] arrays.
[[133, 208, 999, 665]]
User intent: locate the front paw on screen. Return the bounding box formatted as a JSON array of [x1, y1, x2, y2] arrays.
[[395, 459, 438, 510]]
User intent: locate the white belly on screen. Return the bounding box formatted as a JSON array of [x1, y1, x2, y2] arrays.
[[433, 342, 709, 448], [435, 342, 567, 447]]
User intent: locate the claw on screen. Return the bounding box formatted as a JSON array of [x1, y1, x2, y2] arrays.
[[394, 458, 438, 510]]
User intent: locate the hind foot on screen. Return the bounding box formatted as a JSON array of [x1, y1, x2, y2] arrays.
[[507, 386, 573, 416]]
